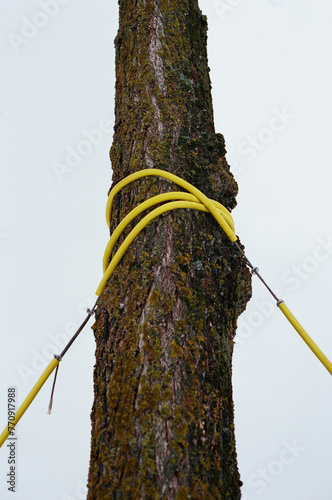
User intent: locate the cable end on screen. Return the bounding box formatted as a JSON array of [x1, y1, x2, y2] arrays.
[[47, 397, 53, 415]]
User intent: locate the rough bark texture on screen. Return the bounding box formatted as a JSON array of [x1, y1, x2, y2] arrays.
[[87, 1, 251, 498]]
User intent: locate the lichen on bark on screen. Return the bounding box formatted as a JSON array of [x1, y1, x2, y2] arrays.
[[87, 1, 251, 498]]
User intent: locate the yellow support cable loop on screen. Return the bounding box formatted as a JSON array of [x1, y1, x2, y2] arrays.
[[97, 199, 231, 296], [105, 168, 237, 242], [102, 191, 234, 274], [1, 167, 331, 449]]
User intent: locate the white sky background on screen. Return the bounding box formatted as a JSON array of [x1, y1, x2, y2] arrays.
[[0, 1, 331, 499]]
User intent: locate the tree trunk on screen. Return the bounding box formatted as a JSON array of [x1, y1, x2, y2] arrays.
[[87, 1, 251, 498]]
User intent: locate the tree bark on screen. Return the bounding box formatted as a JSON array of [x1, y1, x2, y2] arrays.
[[87, 1, 251, 498]]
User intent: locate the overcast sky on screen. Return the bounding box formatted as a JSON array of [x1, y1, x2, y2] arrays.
[[1, 1, 331, 499]]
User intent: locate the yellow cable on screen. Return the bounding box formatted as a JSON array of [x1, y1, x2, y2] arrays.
[[97, 199, 228, 296], [102, 191, 234, 273], [278, 302, 332, 375], [105, 168, 237, 242], [0, 357, 59, 448]]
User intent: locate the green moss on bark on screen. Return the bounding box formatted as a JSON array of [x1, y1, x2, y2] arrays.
[[87, 1, 251, 498]]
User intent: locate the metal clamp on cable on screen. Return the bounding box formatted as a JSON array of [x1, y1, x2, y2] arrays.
[[251, 267, 259, 275]]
